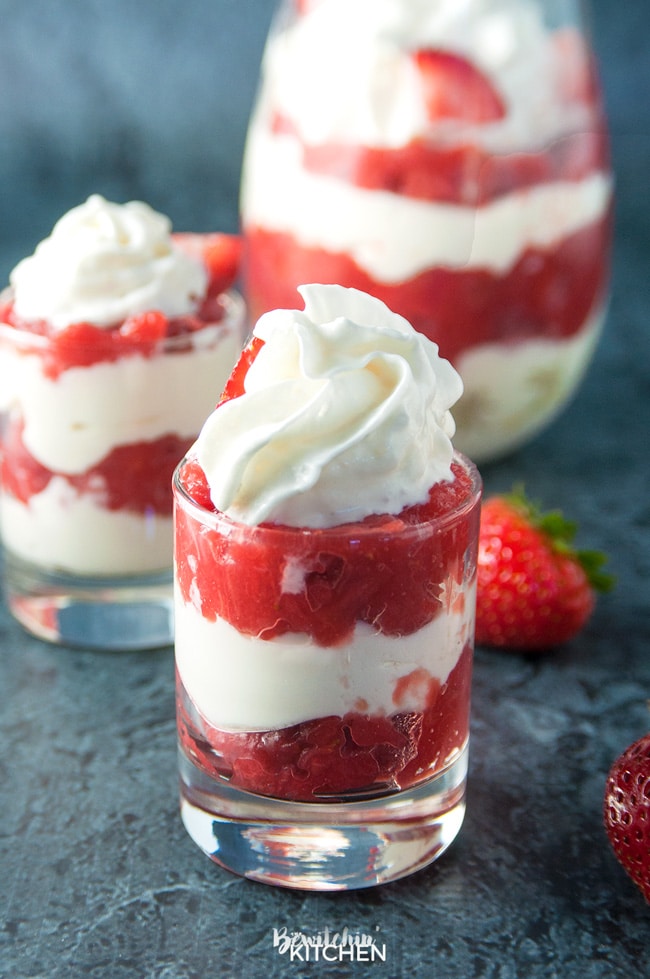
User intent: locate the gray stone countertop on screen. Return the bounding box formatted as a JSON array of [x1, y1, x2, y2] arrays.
[[0, 1, 649, 976]]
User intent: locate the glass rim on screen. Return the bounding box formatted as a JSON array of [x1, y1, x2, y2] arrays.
[[172, 449, 482, 542], [0, 286, 246, 354]]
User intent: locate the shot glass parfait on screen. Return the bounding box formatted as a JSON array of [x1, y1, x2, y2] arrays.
[[0, 287, 245, 650], [173, 450, 482, 890]]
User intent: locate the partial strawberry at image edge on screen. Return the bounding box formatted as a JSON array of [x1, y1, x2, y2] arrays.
[[475, 487, 613, 652], [604, 733, 650, 904]]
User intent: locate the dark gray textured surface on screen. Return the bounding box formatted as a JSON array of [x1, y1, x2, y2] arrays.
[[1, 1, 649, 976]]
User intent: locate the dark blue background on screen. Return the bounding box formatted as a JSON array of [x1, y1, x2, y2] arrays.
[[0, 3, 649, 977], [0, 0, 276, 277]]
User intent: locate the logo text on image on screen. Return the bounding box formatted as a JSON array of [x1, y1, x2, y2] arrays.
[[272, 926, 387, 963]]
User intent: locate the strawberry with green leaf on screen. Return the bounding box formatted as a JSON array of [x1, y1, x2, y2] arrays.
[[476, 486, 613, 650]]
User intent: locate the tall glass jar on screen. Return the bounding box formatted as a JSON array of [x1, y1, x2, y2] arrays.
[[240, 0, 612, 461]]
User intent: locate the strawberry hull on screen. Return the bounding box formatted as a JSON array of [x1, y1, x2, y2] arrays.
[[173, 453, 481, 804]]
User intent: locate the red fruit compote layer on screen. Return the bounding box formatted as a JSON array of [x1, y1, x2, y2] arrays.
[[241, 0, 613, 460], [174, 284, 482, 803], [0, 195, 245, 576]]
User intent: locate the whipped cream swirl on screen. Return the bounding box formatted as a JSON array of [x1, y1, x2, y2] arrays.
[[10, 195, 207, 330], [195, 284, 463, 528]]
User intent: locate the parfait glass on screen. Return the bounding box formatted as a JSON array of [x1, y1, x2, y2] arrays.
[[240, 0, 612, 461], [173, 451, 482, 890], [0, 290, 245, 650]]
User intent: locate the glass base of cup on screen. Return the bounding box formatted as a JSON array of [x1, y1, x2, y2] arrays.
[[178, 741, 468, 891], [3, 550, 174, 650]]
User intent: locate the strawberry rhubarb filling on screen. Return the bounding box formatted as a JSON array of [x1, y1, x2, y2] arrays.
[[0, 196, 244, 576], [240, 0, 612, 459], [174, 284, 481, 803]]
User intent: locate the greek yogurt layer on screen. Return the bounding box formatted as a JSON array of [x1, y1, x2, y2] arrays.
[[1, 481, 172, 575], [453, 304, 606, 459], [175, 578, 476, 732]]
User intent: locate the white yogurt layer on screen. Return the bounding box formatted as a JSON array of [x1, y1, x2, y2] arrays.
[[453, 304, 605, 461], [241, 129, 612, 283], [175, 578, 475, 732], [0, 313, 243, 474], [1, 481, 172, 575]]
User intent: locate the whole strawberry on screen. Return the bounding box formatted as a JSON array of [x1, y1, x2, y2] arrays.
[[604, 733, 650, 903], [475, 487, 612, 650]]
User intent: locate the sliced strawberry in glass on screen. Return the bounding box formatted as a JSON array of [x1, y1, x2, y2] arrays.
[[180, 459, 214, 512], [412, 49, 506, 124], [218, 334, 265, 405]]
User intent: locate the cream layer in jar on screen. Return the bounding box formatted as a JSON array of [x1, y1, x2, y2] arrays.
[[174, 284, 481, 803], [0, 195, 244, 576], [241, 0, 613, 460]]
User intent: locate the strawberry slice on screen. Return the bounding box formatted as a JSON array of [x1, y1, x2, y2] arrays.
[[218, 334, 265, 405], [412, 49, 506, 124], [172, 232, 242, 296], [180, 458, 214, 512]]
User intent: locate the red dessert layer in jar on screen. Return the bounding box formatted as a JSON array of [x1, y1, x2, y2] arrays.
[[175, 457, 479, 645], [0, 298, 229, 378], [1, 419, 191, 516], [244, 214, 611, 365], [177, 641, 473, 803], [272, 114, 610, 207]]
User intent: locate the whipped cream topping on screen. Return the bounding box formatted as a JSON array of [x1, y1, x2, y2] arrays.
[[10, 195, 208, 330], [195, 284, 463, 528], [258, 0, 587, 149]]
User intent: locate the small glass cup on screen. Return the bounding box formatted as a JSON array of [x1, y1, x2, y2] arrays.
[[0, 289, 246, 650], [173, 452, 482, 890]]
